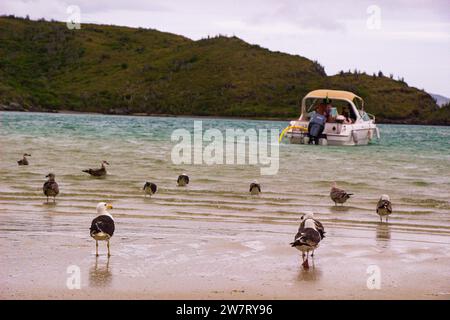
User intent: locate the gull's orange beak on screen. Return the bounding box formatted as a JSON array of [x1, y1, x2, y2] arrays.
[[106, 204, 113, 210]]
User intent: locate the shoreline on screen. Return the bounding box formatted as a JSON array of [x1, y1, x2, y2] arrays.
[[1, 109, 449, 126]]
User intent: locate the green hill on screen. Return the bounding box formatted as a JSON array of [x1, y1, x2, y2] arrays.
[[0, 16, 447, 124]]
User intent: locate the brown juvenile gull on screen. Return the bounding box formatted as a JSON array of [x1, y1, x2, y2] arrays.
[[330, 181, 353, 206], [90, 202, 115, 257], [177, 174, 189, 187], [43, 173, 59, 203], [290, 212, 325, 269], [249, 181, 261, 195], [143, 182, 157, 197], [83, 160, 109, 177], [376, 194, 392, 223], [17, 153, 31, 165]]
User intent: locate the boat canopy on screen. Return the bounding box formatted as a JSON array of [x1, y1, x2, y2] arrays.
[[304, 89, 363, 106], [299, 89, 369, 122]]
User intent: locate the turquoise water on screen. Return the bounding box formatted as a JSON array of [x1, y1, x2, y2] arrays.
[[1, 111, 450, 234], [2, 111, 450, 153], [2, 111, 450, 298]]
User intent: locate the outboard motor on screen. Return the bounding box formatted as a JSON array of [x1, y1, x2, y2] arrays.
[[308, 113, 326, 145]]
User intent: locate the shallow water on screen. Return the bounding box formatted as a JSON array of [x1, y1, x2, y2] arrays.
[[1, 111, 449, 234], [1, 111, 450, 298]]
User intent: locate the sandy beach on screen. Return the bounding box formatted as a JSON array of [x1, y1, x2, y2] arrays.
[[1, 112, 450, 299], [1, 208, 450, 300]]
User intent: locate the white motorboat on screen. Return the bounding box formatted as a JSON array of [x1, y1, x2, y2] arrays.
[[280, 89, 380, 146]]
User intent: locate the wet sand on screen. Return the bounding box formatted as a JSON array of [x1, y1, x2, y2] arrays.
[[1, 214, 449, 300], [1, 113, 450, 299]]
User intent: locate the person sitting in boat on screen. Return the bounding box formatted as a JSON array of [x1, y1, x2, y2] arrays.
[[308, 107, 327, 145], [323, 97, 334, 122], [342, 104, 353, 124]]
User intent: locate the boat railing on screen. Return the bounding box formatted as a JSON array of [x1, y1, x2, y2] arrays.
[[366, 112, 376, 122]]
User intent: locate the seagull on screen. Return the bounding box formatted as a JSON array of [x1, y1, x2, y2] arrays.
[[330, 181, 353, 206], [177, 174, 189, 187], [376, 194, 392, 223], [90, 202, 115, 257], [290, 212, 325, 269], [83, 160, 109, 177], [17, 153, 31, 165], [143, 182, 157, 197], [249, 181, 261, 195], [43, 173, 59, 203]]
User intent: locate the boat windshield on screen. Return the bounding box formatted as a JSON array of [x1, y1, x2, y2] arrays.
[[359, 110, 371, 121]]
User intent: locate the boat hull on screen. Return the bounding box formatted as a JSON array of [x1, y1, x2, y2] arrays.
[[286, 121, 379, 146]]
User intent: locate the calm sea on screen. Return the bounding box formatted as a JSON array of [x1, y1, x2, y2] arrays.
[[1, 111, 449, 238]]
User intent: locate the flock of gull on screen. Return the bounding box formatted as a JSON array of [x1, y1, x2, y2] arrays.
[[18, 153, 393, 269]]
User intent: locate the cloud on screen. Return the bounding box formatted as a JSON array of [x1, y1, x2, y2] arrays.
[[0, 0, 169, 20]]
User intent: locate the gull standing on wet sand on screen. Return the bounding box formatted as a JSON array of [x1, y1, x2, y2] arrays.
[[290, 212, 325, 269], [143, 182, 157, 197], [17, 153, 31, 165], [83, 160, 109, 177], [43, 173, 59, 203], [177, 174, 189, 187], [330, 181, 353, 206], [249, 181, 261, 195], [90, 202, 115, 257], [376, 194, 392, 222]]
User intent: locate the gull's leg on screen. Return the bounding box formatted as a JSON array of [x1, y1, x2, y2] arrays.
[[303, 252, 310, 269], [311, 250, 315, 257], [107, 240, 111, 257], [386, 216, 389, 223], [302, 252, 305, 262], [46, 196, 49, 203], [380, 216, 382, 223], [96, 240, 99, 256]]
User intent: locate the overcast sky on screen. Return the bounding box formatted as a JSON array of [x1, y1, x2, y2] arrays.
[[1, 0, 449, 96]]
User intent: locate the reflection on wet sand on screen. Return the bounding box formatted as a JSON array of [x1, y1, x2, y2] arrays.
[[297, 262, 322, 282], [89, 256, 112, 288], [43, 202, 57, 208], [375, 223, 391, 249], [329, 206, 350, 213], [376, 223, 391, 241]]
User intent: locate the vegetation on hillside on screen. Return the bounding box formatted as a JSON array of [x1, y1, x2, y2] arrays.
[[0, 16, 447, 124]]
